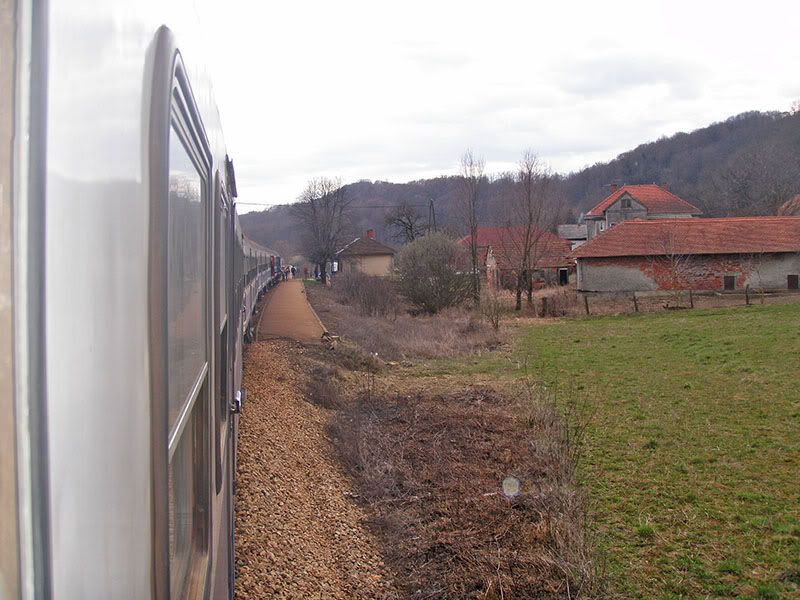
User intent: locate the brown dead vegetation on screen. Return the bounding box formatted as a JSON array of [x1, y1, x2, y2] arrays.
[[299, 282, 603, 598], [306, 282, 503, 361], [324, 384, 601, 599]]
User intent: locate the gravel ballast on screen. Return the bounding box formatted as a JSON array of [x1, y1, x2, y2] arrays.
[[234, 340, 397, 599]]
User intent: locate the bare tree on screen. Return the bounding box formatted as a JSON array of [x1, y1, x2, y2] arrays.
[[384, 202, 426, 244], [290, 176, 352, 284], [708, 143, 799, 216], [496, 151, 561, 310], [744, 244, 770, 302], [457, 150, 485, 304], [648, 225, 694, 306]]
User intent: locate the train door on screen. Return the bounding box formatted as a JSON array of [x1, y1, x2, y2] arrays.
[[149, 34, 215, 599], [212, 174, 233, 599]]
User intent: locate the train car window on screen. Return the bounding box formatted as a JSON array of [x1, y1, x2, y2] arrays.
[[216, 323, 228, 495], [164, 60, 212, 600], [167, 125, 206, 430], [219, 201, 227, 325]]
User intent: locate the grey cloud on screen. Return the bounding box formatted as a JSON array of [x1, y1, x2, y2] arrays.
[[555, 54, 707, 100]]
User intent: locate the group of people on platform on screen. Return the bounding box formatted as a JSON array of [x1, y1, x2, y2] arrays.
[[279, 265, 296, 281]]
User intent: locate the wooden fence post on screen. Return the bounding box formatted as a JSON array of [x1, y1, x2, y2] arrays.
[[689, 289, 694, 309], [632, 293, 639, 313], [745, 285, 750, 306], [584, 295, 590, 315]]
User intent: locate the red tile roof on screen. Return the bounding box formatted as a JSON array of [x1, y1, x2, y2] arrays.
[[336, 236, 395, 256], [572, 216, 800, 258], [460, 227, 573, 269], [586, 184, 701, 217]]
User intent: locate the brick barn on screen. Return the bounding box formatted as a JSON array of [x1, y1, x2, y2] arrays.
[[572, 217, 800, 293], [460, 227, 574, 288]]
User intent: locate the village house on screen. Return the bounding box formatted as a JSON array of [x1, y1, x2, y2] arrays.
[[584, 184, 701, 240], [460, 227, 574, 289], [335, 229, 395, 276], [557, 223, 588, 249], [572, 216, 800, 293]]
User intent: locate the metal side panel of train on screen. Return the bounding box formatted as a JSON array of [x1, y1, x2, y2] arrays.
[[0, 2, 279, 599]]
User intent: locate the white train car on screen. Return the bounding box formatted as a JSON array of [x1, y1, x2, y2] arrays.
[[0, 2, 278, 598]]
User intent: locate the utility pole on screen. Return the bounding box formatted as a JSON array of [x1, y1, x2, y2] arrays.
[[428, 197, 437, 234]]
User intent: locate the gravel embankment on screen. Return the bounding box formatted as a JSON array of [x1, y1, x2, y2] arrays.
[[235, 340, 397, 599]]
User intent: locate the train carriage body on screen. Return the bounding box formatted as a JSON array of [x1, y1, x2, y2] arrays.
[[0, 2, 276, 598]]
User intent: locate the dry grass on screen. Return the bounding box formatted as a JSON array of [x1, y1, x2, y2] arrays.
[[305, 364, 346, 409], [306, 282, 503, 361], [301, 280, 603, 597], [332, 272, 400, 318], [326, 383, 602, 599]]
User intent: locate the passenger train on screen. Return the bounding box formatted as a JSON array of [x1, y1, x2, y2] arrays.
[[1, 2, 280, 598]]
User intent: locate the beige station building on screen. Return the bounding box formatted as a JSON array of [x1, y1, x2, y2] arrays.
[[335, 229, 396, 276]]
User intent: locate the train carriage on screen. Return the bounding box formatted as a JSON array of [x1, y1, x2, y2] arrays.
[[0, 2, 277, 598]]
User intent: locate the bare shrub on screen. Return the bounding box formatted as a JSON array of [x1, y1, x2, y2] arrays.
[[331, 341, 382, 373], [332, 272, 399, 318], [480, 288, 504, 331]]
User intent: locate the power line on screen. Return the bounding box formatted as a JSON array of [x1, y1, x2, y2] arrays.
[[235, 202, 432, 209]]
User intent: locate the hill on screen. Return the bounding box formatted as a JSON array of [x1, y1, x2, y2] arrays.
[[240, 110, 800, 254]]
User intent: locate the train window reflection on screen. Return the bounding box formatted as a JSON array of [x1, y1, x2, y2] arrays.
[[168, 408, 196, 596], [167, 125, 206, 431]]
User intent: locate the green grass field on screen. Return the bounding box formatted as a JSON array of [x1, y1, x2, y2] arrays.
[[419, 304, 800, 598]]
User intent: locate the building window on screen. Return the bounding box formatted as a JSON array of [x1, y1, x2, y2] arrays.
[[621, 197, 631, 209], [788, 274, 798, 290], [599, 222, 605, 232], [724, 275, 735, 290]]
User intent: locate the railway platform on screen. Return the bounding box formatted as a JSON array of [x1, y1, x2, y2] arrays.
[[256, 279, 325, 342]]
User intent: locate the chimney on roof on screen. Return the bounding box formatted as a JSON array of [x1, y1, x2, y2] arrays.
[[661, 183, 669, 191], [366, 229, 375, 240], [611, 184, 618, 193]]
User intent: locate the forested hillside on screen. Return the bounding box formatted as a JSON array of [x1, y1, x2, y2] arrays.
[[241, 110, 800, 256]]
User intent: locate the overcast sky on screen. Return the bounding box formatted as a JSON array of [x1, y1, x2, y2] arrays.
[[196, 0, 800, 213]]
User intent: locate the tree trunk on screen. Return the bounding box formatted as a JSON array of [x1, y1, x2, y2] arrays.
[[471, 240, 480, 305], [526, 270, 533, 304], [515, 275, 522, 311]]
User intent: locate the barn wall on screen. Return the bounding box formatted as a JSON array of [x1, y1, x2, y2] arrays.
[[578, 253, 800, 292]]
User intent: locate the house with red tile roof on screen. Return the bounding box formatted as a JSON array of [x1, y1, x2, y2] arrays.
[[572, 217, 800, 293], [335, 229, 395, 276], [459, 226, 574, 288], [584, 184, 701, 240]]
